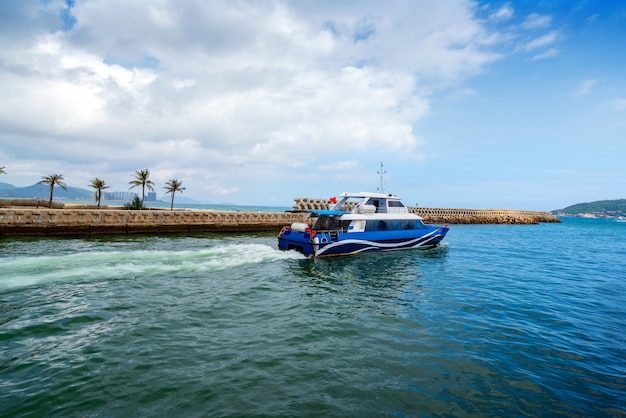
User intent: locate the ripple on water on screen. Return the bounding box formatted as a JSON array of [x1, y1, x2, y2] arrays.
[[1, 225, 625, 416]]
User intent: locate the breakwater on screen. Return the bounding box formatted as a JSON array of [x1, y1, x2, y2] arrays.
[[293, 197, 560, 224], [0, 207, 309, 237], [0, 198, 559, 237], [411, 207, 558, 224]]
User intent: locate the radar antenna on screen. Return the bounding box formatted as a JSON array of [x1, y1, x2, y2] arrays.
[[377, 162, 386, 193]]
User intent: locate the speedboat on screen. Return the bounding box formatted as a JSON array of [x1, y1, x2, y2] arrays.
[[278, 192, 449, 257]]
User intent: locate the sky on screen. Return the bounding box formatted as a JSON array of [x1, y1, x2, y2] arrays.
[[0, 0, 625, 211]]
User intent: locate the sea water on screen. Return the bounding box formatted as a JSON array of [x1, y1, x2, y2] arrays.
[[1, 217, 625, 417]]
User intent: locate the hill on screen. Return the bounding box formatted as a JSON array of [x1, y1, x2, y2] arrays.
[[0, 182, 17, 191], [0, 182, 91, 200], [553, 199, 626, 216], [0, 182, 207, 204]]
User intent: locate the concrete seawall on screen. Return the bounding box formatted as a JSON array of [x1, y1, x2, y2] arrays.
[[0, 208, 309, 237], [0, 198, 559, 237]]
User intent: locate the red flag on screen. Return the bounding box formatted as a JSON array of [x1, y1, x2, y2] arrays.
[[329, 196, 337, 203]]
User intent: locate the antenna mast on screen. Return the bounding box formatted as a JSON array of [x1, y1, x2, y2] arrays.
[[377, 162, 386, 193]]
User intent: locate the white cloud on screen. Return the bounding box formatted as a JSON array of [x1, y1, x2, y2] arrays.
[[521, 13, 552, 29], [523, 30, 559, 51], [319, 160, 358, 171], [490, 4, 514, 21], [532, 47, 560, 60], [447, 87, 477, 101], [173, 79, 196, 91], [0, 0, 515, 204], [574, 79, 598, 96], [612, 98, 626, 110]]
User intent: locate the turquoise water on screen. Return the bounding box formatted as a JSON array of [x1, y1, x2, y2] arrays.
[[1, 218, 625, 417]]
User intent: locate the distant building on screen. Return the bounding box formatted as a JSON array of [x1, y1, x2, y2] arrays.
[[145, 192, 157, 202], [104, 191, 138, 201]]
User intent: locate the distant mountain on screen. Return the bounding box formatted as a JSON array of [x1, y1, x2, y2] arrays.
[[0, 182, 91, 199], [166, 195, 207, 204], [553, 199, 626, 216], [0, 182, 16, 190], [0, 182, 210, 204]]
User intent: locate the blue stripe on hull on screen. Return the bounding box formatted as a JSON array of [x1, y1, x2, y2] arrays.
[[278, 227, 448, 257], [315, 231, 445, 257]]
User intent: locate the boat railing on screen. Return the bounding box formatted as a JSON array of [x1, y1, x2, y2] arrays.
[[313, 227, 348, 234]]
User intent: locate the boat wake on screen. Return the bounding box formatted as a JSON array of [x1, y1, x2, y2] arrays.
[[0, 243, 305, 290]]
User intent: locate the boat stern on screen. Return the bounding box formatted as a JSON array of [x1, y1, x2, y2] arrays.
[[277, 222, 319, 256]]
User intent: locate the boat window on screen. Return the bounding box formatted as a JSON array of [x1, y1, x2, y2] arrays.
[[392, 220, 426, 230], [364, 220, 388, 231], [312, 216, 348, 231], [388, 200, 405, 208], [369, 199, 383, 213], [312, 216, 331, 230], [364, 219, 427, 231]]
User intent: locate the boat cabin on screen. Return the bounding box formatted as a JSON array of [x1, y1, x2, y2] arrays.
[[331, 192, 410, 215], [309, 192, 426, 233]]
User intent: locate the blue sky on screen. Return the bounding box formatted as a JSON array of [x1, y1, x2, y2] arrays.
[[0, 0, 624, 210]]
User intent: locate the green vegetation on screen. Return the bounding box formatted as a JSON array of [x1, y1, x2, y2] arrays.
[[37, 174, 67, 208], [89, 177, 110, 209], [129, 169, 155, 205], [555, 199, 626, 216], [1, 167, 188, 210], [123, 196, 146, 210], [164, 179, 185, 210]]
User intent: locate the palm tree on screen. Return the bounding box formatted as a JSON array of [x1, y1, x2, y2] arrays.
[[89, 177, 110, 209], [129, 169, 154, 205], [0, 166, 6, 174], [37, 174, 67, 208], [164, 179, 186, 210]]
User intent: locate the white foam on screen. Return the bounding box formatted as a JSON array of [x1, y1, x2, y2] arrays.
[[0, 243, 305, 290]]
